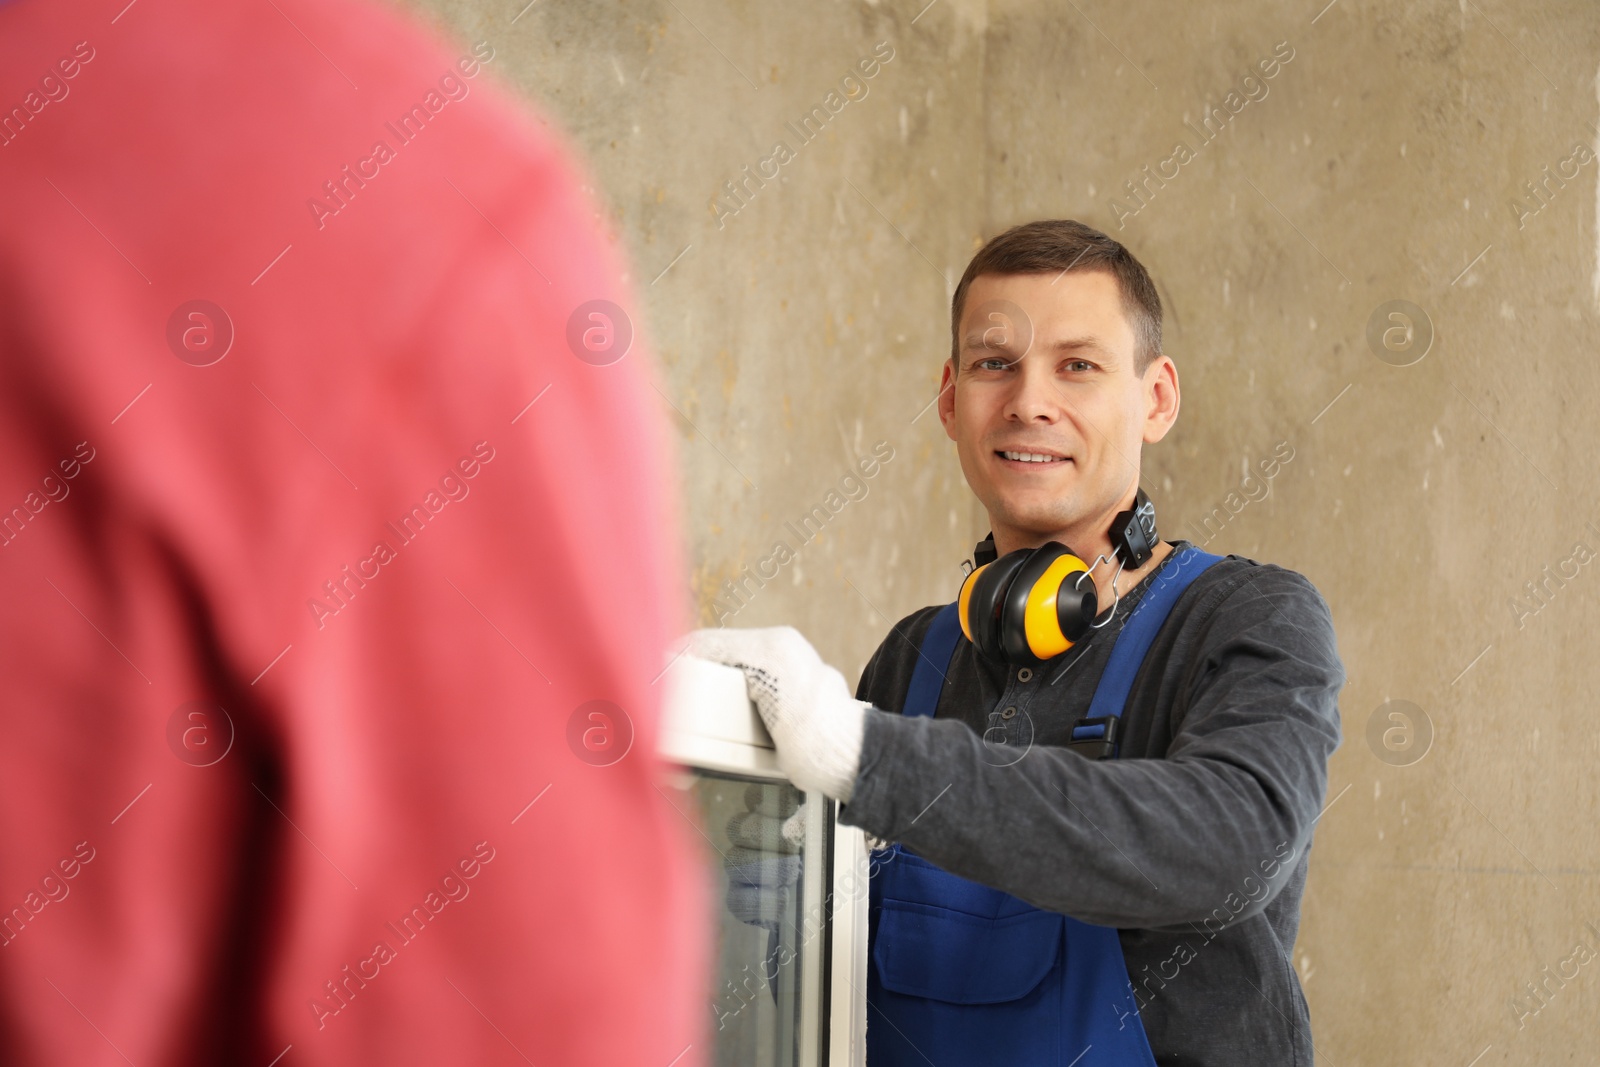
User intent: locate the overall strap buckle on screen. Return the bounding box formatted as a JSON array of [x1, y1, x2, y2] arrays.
[[1067, 715, 1121, 760]]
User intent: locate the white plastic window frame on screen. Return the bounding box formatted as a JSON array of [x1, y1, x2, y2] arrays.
[[659, 654, 869, 1067]]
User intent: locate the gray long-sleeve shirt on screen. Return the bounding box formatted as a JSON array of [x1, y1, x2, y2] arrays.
[[839, 539, 1346, 1066]]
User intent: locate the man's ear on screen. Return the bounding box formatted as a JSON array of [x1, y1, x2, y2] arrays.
[[1141, 354, 1180, 445], [937, 359, 958, 439]]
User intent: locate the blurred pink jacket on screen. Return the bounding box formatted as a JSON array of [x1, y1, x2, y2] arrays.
[[0, 0, 709, 1063]]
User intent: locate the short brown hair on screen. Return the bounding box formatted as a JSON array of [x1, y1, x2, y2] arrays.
[[949, 219, 1164, 377]]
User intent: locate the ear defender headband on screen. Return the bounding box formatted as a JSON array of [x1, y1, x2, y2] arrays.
[[956, 487, 1159, 666]]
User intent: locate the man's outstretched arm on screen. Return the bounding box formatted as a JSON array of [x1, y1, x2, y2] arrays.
[[839, 567, 1344, 929]]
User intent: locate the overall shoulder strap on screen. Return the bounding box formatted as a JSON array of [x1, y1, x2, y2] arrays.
[[1084, 547, 1225, 722], [901, 603, 963, 719]]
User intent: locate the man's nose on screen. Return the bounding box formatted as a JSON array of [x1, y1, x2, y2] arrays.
[[1004, 359, 1063, 423]]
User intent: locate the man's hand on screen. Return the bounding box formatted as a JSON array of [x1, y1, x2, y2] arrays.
[[683, 626, 868, 801]]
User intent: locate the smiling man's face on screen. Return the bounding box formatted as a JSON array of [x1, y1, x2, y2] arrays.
[[937, 269, 1179, 558]]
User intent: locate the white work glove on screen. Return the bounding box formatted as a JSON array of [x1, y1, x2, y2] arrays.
[[723, 785, 807, 931], [683, 626, 869, 802]]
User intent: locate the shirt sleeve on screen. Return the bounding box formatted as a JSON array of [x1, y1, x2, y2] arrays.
[[838, 566, 1346, 929], [854, 637, 884, 703], [851, 607, 929, 706]]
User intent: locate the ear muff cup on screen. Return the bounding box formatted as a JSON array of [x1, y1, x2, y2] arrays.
[[960, 541, 1100, 666], [957, 563, 984, 645], [998, 542, 1093, 664], [959, 551, 1031, 662], [997, 545, 1061, 664]]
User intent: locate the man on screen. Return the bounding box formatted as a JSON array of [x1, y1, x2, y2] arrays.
[[0, 1, 707, 1063], [689, 219, 1345, 1064]]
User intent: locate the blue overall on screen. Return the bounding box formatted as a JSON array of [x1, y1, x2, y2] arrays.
[[866, 546, 1224, 1066]]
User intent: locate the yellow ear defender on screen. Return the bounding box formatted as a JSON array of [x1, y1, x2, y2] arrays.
[[956, 541, 1099, 666]]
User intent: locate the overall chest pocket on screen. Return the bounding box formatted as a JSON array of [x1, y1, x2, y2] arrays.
[[873, 849, 1065, 1005]]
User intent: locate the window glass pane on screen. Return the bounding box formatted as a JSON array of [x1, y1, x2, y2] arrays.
[[689, 771, 811, 1067]]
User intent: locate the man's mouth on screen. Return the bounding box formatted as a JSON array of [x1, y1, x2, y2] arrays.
[[996, 450, 1072, 465]]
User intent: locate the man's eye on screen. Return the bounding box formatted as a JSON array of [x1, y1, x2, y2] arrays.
[[976, 357, 1009, 371], [1066, 360, 1094, 372]]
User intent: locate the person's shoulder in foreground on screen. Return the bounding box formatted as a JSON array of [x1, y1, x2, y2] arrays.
[[0, 1, 707, 1064]]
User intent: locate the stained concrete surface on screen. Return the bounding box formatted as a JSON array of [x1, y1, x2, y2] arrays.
[[397, 0, 1600, 1061]]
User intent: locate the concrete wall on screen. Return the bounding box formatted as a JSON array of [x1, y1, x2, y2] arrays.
[[398, 0, 1600, 1061]]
